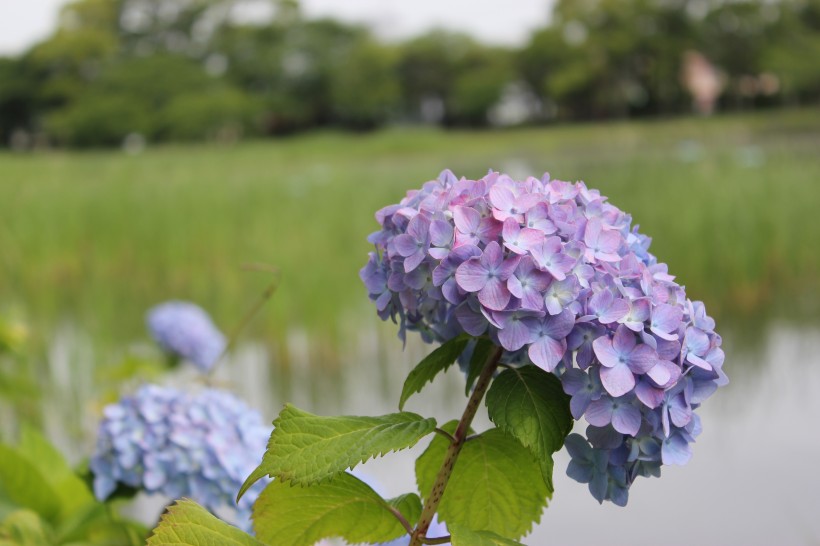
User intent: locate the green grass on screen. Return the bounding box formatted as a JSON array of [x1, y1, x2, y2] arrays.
[[1, 108, 819, 352]]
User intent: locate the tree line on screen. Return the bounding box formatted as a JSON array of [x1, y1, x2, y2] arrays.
[[0, 0, 818, 148]]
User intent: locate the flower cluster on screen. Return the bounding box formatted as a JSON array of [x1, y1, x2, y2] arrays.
[[90, 385, 271, 530], [147, 301, 226, 372], [361, 170, 727, 505]]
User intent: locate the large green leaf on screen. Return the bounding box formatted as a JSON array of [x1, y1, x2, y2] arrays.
[[147, 499, 263, 546], [0, 446, 60, 523], [464, 338, 496, 396], [252, 472, 418, 546], [416, 427, 547, 539], [16, 426, 94, 520], [485, 365, 573, 492], [448, 524, 526, 546], [240, 405, 436, 497], [399, 334, 470, 410], [0, 510, 53, 546]]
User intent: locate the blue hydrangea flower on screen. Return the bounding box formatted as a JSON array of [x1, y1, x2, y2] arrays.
[[90, 385, 271, 531], [362, 170, 727, 505], [147, 301, 226, 372]]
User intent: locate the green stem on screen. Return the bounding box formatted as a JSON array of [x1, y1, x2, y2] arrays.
[[408, 346, 503, 546], [206, 263, 280, 381]]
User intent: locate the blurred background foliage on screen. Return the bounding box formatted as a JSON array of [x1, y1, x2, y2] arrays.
[[0, 0, 819, 148]]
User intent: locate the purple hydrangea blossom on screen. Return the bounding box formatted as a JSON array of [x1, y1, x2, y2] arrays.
[[90, 385, 271, 531], [147, 301, 226, 373], [361, 170, 727, 506]]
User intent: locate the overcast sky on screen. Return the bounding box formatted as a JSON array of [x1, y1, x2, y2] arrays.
[[0, 0, 554, 56]]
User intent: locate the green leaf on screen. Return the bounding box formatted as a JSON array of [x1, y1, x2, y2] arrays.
[[252, 472, 415, 546], [0, 446, 60, 523], [449, 523, 526, 546], [485, 365, 573, 493], [416, 427, 547, 539], [239, 405, 437, 497], [0, 510, 53, 546], [464, 338, 495, 396], [147, 499, 263, 546], [17, 426, 94, 520], [399, 334, 470, 410]]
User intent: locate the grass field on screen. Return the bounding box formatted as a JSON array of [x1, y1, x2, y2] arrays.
[[1, 109, 819, 353]]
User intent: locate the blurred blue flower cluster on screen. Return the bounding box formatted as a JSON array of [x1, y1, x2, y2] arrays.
[[90, 384, 270, 530], [362, 170, 727, 505], [146, 301, 226, 372]]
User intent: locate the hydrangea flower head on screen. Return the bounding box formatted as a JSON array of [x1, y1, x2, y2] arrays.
[[147, 301, 226, 372], [90, 385, 271, 531], [362, 170, 727, 505]]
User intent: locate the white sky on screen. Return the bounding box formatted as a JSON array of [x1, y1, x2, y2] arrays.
[[0, 0, 554, 56]]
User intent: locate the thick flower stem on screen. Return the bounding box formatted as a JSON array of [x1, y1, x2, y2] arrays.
[[408, 346, 503, 546]]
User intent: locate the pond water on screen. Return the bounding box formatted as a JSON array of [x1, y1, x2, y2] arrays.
[[13, 319, 820, 545]]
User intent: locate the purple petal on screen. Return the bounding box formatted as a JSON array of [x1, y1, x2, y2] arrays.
[[600, 363, 635, 397], [441, 278, 462, 304], [612, 325, 637, 354], [455, 304, 488, 336], [646, 361, 671, 386], [497, 255, 522, 280], [561, 369, 589, 395], [481, 241, 503, 269], [542, 309, 575, 340], [687, 353, 713, 371], [611, 403, 641, 436], [429, 219, 453, 247], [661, 434, 692, 465], [528, 335, 567, 372], [501, 217, 520, 241], [634, 380, 664, 408], [489, 185, 515, 212], [570, 391, 594, 420], [507, 275, 524, 299], [455, 258, 488, 292], [403, 250, 426, 273], [393, 234, 420, 257], [651, 303, 683, 337], [453, 206, 480, 234], [585, 398, 614, 427], [686, 327, 710, 356], [599, 298, 629, 324], [588, 289, 613, 314], [478, 277, 511, 311], [592, 336, 620, 368], [498, 319, 535, 351], [627, 344, 657, 374]]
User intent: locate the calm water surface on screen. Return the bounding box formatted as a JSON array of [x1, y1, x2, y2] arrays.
[[22, 319, 820, 546]]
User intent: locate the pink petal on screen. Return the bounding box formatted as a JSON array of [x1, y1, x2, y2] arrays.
[[489, 185, 516, 212], [501, 217, 520, 241]]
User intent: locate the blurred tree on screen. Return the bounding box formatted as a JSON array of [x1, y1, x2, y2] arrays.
[[329, 40, 400, 129], [397, 31, 515, 126]]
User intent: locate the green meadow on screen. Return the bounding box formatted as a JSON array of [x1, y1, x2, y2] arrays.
[[1, 109, 819, 354]]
